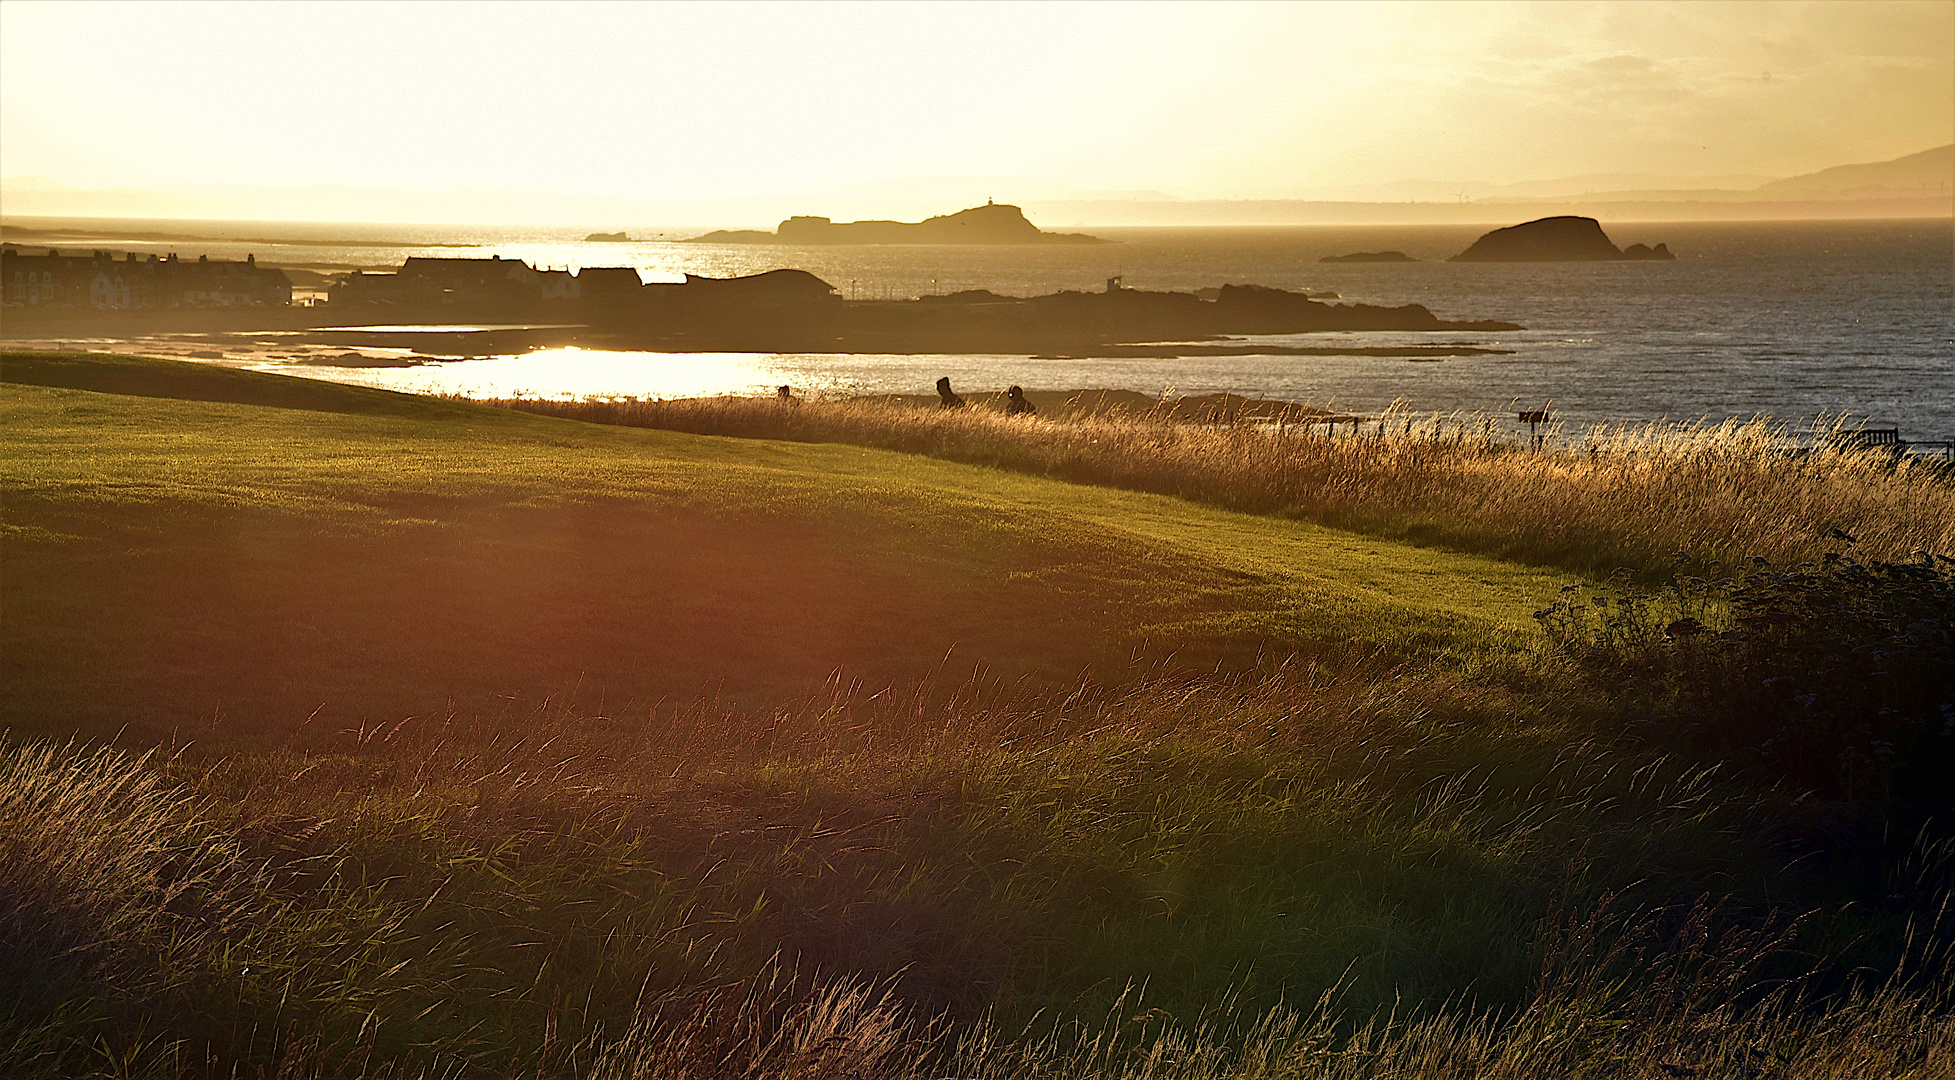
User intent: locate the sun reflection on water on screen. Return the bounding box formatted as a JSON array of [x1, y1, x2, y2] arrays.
[[259, 348, 798, 401]]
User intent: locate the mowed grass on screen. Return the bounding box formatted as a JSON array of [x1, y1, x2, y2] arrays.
[[2, 352, 1566, 741]]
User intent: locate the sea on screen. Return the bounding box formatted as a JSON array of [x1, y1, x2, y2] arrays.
[[11, 216, 1953, 438]]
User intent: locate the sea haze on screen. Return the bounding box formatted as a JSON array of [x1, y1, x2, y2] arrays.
[[10, 217, 1952, 436]]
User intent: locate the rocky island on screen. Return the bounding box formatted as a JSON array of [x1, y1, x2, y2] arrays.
[[1450, 216, 1674, 261], [688, 202, 1108, 245], [583, 231, 633, 242], [1320, 251, 1417, 263]]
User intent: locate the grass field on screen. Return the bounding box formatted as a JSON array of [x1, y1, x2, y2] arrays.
[[1, 352, 1567, 740], [2, 353, 1949, 1078], [489, 392, 1955, 576]]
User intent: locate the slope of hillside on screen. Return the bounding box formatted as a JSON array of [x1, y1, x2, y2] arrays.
[[1, 353, 1564, 741], [1751, 143, 1954, 197], [4, 354, 1946, 1079]]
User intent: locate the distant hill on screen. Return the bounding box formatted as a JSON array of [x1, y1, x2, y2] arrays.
[[4, 148, 1947, 230], [1474, 146, 1954, 205], [1750, 144, 1954, 198], [688, 203, 1108, 245], [1317, 172, 1778, 203]]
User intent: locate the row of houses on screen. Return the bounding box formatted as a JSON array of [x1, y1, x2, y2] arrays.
[[331, 257, 841, 312], [4, 249, 841, 313], [331, 256, 646, 306], [2, 247, 293, 309]]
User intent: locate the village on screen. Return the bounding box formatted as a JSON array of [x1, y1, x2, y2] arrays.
[[3, 246, 294, 309], [327, 256, 833, 309], [0, 246, 752, 312]]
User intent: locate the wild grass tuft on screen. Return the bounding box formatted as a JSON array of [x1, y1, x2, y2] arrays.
[[0, 740, 251, 1076]]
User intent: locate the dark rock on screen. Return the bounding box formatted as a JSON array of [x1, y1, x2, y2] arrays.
[[1623, 242, 1676, 260], [1207, 283, 1518, 332], [1450, 216, 1673, 262], [1320, 251, 1417, 263]]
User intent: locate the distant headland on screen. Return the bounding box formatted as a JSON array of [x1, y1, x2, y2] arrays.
[[688, 202, 1109, 245], [1320, 251, 1417, 263], [1451, 216, 1675, 262]]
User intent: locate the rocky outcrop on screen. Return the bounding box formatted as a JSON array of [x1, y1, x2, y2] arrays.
[[1207, 284, 1518, 332], [688, 203, 1108, 245], [1450, 216, 1675, 262], [1320, 251, 1417, 263]]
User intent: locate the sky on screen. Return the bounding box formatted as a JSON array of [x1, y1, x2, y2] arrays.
[[1, 0, 1950, 205]]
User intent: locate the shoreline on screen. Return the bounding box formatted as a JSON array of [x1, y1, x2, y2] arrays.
[[0, 316, 1514, 370]]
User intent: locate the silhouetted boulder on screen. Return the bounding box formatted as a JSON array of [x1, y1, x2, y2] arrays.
[[1450, 216, 1673, 262], [1320, 251, 1417, 263]]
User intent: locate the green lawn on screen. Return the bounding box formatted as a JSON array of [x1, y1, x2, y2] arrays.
[[2, 352, 1571, 742]]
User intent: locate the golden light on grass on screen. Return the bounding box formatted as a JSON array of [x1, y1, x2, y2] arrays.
[[487, 393, 1955, 573]]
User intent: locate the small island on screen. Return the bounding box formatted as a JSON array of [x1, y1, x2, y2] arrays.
[[688, 202, 1108, 245], [583, 232, 633, 242], [1320, 251, 1417, 263], [1450, 216, 1675, 262]]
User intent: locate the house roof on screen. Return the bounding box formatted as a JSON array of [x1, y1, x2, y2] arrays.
[[680, 268, 837, 297], [400, 256, 537, 280], [576, 267, 641, 288]]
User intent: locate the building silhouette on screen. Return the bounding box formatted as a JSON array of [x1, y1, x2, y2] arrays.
[[2, 248, 292, 309]]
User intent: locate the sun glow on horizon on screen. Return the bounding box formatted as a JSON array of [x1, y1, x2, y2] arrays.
[[2, 0, 1949, 219]]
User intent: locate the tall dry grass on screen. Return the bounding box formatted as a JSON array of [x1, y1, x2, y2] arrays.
[[485, 395, 1955, 574], [7, 657, 1948, 1076], [0, 740, 248, 1002], [584, 910, 1955, 1080]]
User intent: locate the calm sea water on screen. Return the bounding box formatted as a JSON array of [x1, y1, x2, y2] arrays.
[[15, 217, 1954, 435]]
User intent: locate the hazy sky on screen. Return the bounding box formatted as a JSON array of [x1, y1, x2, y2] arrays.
[[2, 0, 1949, 199]]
